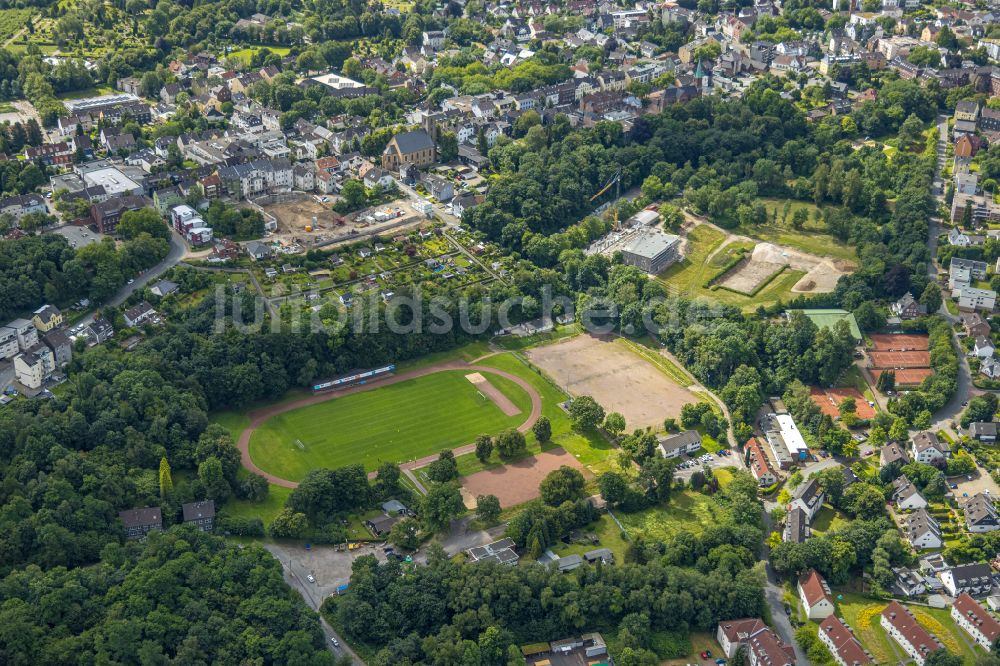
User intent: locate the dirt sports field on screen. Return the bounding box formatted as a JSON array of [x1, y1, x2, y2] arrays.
[[868, 351, 932, 368], [460, 448, 588, 508], [869, 334, 930, 351], [810, 386, 876, 419], [525, 335, 698, 429], [466, 372, 520, 416]]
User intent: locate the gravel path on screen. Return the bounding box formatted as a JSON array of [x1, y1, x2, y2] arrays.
[[236, 360, 543, 488]]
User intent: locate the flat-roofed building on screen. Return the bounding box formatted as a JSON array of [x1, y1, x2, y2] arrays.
[[620, 229, 682, 274]]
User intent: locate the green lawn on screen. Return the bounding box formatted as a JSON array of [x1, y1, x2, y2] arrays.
[[248, 369, 530, 480], [616, 490, 724, 539], [223, 483, 291, 526], [657, 224, 727, 295], [810, 505, 850, 535]]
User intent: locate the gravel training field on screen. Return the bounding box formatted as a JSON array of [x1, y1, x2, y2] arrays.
[[525, 335, 698, 430]]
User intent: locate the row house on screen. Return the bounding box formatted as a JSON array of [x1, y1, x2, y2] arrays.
[[881, 601, 943, 666], [818, 616, 873, 666], [26, 142, 73, 166], [952, 593, 1000, 651], [716, 618, 796, 666], [90, 194, 151, 235]]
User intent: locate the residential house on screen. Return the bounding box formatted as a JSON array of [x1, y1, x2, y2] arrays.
[[657, 430, 702, 458], [423, 173, 454, 201], [970, 422, 998, 442], [365, 513, 400, 536], [42, 329, 72, 368], [784, 506, 810, 544], [3, 318, 37, 351], [952, 593, 1000, 650], [902, 508, 942, 550], [950, 258, 988, 291], [716, 618, 796, 666], [747, 437, 777, 487], [881, 443, 910, 468], [31, 305, 62, 332], [976, 336, 997, 358], [124, 301, 157, 328], [182, 500, 216, 532], [881, 601, 943, 666], [961, 312, 992, 338], [788, 478, 825, 524], [892, 292, 927, 320], [982, 356, 1000, 380], [963, 492, 1000, 533], [90, 195, 150, 235], [119, 507, 163, 539], [798, 569, 836, 620], [941, 563, 994, 597], [150, 280, 178, 297], [818, 615, 874, 666], [892, 475, 929, 510], [911, 431, 949, 465], [13, 342, 56, 389], [0, 194, 46, 222], [381, 129, 436, 171], [0, 326, 17, 360], [218, 159, 293, 199], [244, 240, 271, 261], [84, 318, 114, 344]]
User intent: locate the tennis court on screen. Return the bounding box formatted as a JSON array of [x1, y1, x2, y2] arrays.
[[810, 386, 876, 419], [869, 334, 929, 351], [868, 350, 931, 368], [875, 368, 934, 386]]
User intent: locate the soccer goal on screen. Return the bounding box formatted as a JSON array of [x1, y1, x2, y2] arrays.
[[294, 439, 306, 451]]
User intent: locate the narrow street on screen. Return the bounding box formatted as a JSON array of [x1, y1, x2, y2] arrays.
[[75, 227, 187, 328]]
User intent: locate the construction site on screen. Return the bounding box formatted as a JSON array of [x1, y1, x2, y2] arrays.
[[247, 192, 432, 250]]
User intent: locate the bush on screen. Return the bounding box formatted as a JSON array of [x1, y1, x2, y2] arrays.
[[216, 515, 265, 537]]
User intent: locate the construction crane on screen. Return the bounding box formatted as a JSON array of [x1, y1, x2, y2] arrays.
[[590, 169, 622, 229]]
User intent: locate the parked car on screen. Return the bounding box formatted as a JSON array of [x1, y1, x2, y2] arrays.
[[306, 574, 315, 583]]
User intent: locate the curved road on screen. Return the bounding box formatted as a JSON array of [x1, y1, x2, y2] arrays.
[[236, 360, 543, 488], [76, 227, 187, 328]]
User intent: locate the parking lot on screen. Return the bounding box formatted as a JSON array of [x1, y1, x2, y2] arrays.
[[50, 225, 102, 249], [672, 449, 737, 479], [951, 468, 1000, 499], [265, 541, 389, 606]]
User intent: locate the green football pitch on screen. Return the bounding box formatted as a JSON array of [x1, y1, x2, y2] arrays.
[[247, 370, 532, 480]]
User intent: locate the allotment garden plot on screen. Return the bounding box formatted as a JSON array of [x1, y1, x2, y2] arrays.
[[525, 334, 700, 430], [247, 369, 532, 481]]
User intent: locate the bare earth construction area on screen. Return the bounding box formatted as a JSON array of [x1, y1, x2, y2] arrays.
[[525, 335, 699, 430], [718, 241, 854, 294]]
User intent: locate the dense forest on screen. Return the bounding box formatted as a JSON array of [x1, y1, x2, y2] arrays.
[[0, 231, 169, 322], [0, 528, 335, 665]]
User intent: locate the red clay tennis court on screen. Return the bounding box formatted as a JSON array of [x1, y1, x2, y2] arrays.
[[869, 334, 929, 351], [868, 350, 931, 368], [810, 386, 876, 419], [875, 368, 933, 386]]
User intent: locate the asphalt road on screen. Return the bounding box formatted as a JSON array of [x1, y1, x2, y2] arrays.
[[761, 508, 809, 664], [928, 113, 972, 437], [265, 543, 362, 664], [75, 227, 186, 328]]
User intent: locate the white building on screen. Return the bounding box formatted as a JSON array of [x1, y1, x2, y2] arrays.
[[881, 601, 943, 666], [14, 342, 55, 389], [952, 592, 1000, 650], [955, 286, 997, 312], [798, 569, 836, 620], [818, 615, 873, 666]]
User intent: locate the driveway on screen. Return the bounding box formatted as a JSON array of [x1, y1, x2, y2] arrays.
[[951, 467, 1000, 499]]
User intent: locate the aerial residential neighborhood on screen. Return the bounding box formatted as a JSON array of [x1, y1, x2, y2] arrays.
[[10, 0, 1000, 663]]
